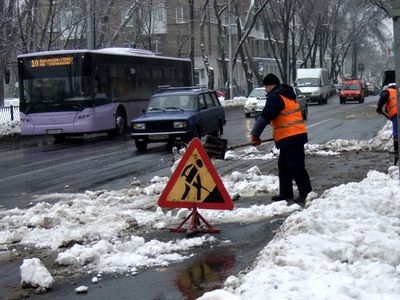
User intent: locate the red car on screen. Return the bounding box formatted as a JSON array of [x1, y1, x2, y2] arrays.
[[339, 79, 366, 104]]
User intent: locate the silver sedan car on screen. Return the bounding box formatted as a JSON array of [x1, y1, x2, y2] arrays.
[[244, 87, 266, 118], [254, 87, 308, 120]]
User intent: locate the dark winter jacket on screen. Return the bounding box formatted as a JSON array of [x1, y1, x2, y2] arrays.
[[251, 84, 308, 149]]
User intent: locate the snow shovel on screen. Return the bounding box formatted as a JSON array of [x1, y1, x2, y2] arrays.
[[203, 135, 274, 159]]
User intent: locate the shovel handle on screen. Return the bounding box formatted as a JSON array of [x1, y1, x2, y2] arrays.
[[227, 138, 274, 150], [382, 112, 390, 120]]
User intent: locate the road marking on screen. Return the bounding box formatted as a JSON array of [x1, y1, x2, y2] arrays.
[[307, 118, 332, 128]]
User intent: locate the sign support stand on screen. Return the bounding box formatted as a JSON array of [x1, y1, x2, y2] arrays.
[[170, 204, 221, 237]]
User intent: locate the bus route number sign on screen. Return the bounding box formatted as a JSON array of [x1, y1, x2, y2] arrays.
[[30, 56, 74, 68]]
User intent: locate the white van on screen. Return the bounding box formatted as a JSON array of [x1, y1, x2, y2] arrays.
[[295, 68, 330, 105]]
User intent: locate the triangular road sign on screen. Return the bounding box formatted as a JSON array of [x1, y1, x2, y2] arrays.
[[158, 138, 234, 210]]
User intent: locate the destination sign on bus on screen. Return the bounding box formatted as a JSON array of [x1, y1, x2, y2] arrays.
[[30, 56, 73, 68]]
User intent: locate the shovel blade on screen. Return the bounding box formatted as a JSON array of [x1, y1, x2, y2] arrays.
[[202, 135, 228, 159]]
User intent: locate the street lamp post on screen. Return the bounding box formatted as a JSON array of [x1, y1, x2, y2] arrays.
[[228, 1, 233, 100]]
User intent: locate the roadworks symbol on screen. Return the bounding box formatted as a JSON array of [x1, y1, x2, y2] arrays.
[[158, 138, 233, 210]]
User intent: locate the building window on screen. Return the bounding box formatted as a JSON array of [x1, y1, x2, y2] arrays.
[[58, 5, 82, 38], [151, 39, 161, 54], [151, 5, 167, 34], [154, 7, 165, 23], [121, 10, 134, 27], [176, 6, 187, 24]]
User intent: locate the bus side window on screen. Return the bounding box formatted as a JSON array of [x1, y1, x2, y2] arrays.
[[110, 66, 131, 100], [94, 65, 111, 103]]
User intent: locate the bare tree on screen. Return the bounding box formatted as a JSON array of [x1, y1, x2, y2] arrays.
[[232, 0, 270, 93], [260, 0, 300, 83], [199, 0, 215, 89], [105, 1, 141, 47]]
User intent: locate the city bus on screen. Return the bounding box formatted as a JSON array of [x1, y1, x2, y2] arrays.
[[17, 48, 192, 141]]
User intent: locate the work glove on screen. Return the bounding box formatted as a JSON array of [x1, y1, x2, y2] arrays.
[[251, 135, 262, 146], [376, 106, 383, 114]]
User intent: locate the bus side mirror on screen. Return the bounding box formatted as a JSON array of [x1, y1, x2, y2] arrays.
[[5, 69, 10, 84]]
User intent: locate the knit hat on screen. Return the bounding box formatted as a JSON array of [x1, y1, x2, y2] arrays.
[[263, 73, 280, 86]]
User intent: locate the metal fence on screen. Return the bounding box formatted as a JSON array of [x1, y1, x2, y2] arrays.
[[0, 105, 20, 124]]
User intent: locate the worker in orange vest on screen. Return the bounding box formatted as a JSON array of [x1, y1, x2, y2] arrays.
[[377, 83, 398, 165], [250, 73, 312, 205]]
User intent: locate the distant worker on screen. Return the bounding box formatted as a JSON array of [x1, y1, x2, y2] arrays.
[[377, 83, 398, 165], [250, 73, 312, 205]]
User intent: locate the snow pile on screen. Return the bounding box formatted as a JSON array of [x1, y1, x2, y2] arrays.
[[20, 258, 54, 289], [200, 167, 400, 299]]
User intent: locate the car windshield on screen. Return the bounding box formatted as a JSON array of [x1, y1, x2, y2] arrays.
[[147, 94, 197, 111], [343, 84, 360, 90], [296, 78, 320, 87], [248, 89, 265, 99]]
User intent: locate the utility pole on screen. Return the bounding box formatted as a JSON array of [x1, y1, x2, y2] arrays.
[[228, 1, 233, 99], [86, 0, 94, 49], [0, 0, 4, 106], [391, 0, 400, 175], [189, 0, 195, 84]]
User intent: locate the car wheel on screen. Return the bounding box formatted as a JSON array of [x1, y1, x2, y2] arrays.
[[302, 107, 308, 120], [135, 139, 147, 151], [318, 97, 323, 105], [212, 122, 223, 138], [245, 113, 250, 118], [192, 127, 201, 139]]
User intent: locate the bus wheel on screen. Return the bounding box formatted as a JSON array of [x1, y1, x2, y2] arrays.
[[135, 139, 147, 151], [109, 110, 126, 137]]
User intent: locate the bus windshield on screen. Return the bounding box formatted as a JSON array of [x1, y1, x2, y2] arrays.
[[19, 53, 95, 114], [21, 76, 93, 113]]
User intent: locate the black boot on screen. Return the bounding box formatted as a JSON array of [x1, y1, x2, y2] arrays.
[[271, 194, 294, 201]]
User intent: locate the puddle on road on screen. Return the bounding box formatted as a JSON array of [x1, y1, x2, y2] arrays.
[[173, 219, 284, 299], [175, 253, 235, 300]]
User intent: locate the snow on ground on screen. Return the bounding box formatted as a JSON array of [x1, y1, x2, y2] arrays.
[[1, 101, 400, 299]]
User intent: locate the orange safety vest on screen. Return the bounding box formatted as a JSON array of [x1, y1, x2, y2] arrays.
[[271, 95, 307, 142], [386, 88, 398, 119]]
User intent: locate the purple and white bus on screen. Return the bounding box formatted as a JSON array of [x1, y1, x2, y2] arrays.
[[18, 48, 192, 141]]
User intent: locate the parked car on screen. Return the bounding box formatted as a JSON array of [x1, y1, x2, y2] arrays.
[[244, 87, 266, 117], [215, 90, 225, 101], [131, 86, 226, 151], [334, 83, 343, 93], [294, 87, 308, 120], [254, 86, 308, 120], [366, 83, 380, 96], [339, 79, 365, 104]]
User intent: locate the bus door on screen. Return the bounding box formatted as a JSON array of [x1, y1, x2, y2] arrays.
[[93, 65, 113, 130]]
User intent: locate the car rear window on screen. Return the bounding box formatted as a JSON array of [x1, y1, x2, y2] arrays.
[[148, 95, 197, 110], [343, 83, 360, 90], [249, 89, 265, 99]]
